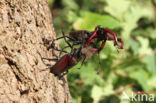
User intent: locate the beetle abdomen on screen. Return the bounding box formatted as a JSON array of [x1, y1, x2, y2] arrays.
[[51, 54, 71, 74], [51, 54, 79, 75]]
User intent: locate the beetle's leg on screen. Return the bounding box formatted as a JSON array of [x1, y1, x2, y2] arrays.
[[57, 71, 68, 79], [62, 77, 67, 95], [105, 29, 118, 45], [97, 52, 101, 74], [91, 40, 106, 53], [87, 26, 99, 44], [57, 37, 82, 57], [58, 72, 69, 96], [55, 31, 76, 54], [37, 51, 58, 66], [42, 58, 58, 62], [58, 74, 68, 95], [91, 52, 101, 74], [56, 31, 81, 47], [46, 40, 68, 58], [52, 47, 68, 53], [97, 40, 106, 52], [117, 38, 124, 49], [77, 39, 87, 69], [37, 51, 57, 72], [55, 31, 74, 58], [62, 31, 73, 49], [56, 35, 76, 41], [56, 36, 81, 45], [107, 36, 123, 49], [75, 38, 85, 54], [62, 42, 81, 49], [48, 46, 68, 59], [78, 56, 86, 69], [58, 42, 81, 58], [55, 31, 83, 56]]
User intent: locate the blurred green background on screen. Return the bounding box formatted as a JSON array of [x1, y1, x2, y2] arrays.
[[48, 0, 156, 103]]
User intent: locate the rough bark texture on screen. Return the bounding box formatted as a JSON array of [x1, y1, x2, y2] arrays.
[[0, 0, 72, 103]]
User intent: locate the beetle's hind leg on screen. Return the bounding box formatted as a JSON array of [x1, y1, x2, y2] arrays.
[[56, 72, 68, 95], [37, 51, 58, 72], [60, 76, 68, 96], [52, 31, 74, 58], [57, 31, 77, 58], [78, 56, 86, 69]]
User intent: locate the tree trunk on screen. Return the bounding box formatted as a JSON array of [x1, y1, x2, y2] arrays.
[[0, 0, 72, 103]]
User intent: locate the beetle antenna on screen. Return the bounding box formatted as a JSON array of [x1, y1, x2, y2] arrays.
[[97, 52, 101, 74]]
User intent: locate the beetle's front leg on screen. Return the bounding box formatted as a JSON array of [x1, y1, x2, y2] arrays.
[[107, 35, 123, 49]]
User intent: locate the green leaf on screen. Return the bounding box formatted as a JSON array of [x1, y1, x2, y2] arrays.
[[144, 28, 156, 39], [121, 4, 152, 41], [129, 69, 150, 91], [80, 63, 97, 85], [120, 88, 132, 103], [103, 83, 114, 96], [67, 11, 78, 23], [149, 29, 156, 39], [107, 1, 154, 47], [48, 0, 54, 5], [104, 0, 130, 20], [147, 75, 156, 90], [73, 11, 121, 30], [142, 54, 156, 74], [62, 0, 78, 10], [129, 38, 139, 55], [91, 84, 114, 103], [91, 85, 104, 103], [137, 36, 152, 55]]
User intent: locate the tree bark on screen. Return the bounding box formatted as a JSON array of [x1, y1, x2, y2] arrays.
[[0, 0, 72, 103]]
